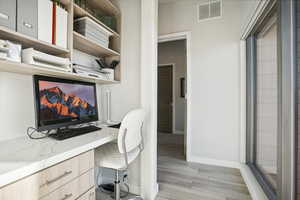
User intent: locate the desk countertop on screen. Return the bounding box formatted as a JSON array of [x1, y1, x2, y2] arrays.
[[0, 127, 118, 188]]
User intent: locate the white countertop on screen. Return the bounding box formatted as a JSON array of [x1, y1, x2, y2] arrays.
[[0, 127, 118, 188]]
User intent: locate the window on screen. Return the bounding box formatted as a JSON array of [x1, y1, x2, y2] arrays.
[[245, 1, 297, 199], [246, 4, 279, 200], [255, 15, 278, 190]]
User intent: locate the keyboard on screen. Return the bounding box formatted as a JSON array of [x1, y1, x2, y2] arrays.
[[108, 123, 121, 129], [49, 125, 102, 140]]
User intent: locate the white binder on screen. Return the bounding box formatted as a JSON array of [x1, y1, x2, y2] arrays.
[[56, 6, 68, 49], [22, 48, 71, 71]]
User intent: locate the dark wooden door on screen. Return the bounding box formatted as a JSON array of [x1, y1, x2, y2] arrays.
[[158, 65, 173, 133]]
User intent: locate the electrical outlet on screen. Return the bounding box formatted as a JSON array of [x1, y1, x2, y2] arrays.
[[122, 171, 128, 183]]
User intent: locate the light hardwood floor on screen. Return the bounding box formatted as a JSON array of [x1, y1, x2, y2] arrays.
[[156, 133, 252, 200]]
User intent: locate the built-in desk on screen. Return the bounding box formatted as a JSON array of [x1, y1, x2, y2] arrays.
[[0, 127, 118, 200]]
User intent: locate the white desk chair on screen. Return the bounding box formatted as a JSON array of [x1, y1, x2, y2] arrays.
[[95, 109, 146, 200]]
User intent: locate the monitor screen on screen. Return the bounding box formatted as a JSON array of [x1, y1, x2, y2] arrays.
[[34, 75, 98, 131]]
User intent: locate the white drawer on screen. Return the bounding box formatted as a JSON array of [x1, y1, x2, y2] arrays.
[[38, 154, 80, 198], [40, 169, 94, 200], [79, 150, 94, 174], [76, 187, 95, 200], [0, 172, 41, 200], [39, 150, 94, 198], [0, 150, 94, 200]]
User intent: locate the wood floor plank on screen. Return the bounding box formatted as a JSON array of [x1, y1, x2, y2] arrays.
[[156, 133, 252, 200]]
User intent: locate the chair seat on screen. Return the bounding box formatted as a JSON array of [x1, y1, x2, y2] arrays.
[[95, 142, 140, 170]]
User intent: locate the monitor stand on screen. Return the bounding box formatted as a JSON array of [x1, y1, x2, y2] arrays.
[[49, 125, 101, 140]]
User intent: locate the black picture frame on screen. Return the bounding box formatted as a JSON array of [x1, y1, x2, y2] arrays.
[[180, 77, 185, 98]]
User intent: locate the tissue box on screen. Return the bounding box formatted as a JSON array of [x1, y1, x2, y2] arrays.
[[0, 40, 21, 62]]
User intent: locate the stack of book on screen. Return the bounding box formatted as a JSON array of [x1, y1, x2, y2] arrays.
[[73, 63, 112, 80]]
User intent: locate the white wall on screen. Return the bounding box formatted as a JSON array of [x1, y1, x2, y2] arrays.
[[99, 0, 142, 193], [240, 0, 260, 35], [159, 0, 243, 165], [0, 73, 35, 141], [158, 40, 186, 132], [140, 0, 159, 199], [101, 1, 141, 122]]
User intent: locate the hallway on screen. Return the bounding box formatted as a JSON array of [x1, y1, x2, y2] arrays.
[[156, 133, 252, 200]]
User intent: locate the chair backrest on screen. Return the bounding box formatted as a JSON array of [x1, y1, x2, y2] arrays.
[[117, 109, 146, 154]]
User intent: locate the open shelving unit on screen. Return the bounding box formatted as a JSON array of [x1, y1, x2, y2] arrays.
[[0, 0, 122, 84]]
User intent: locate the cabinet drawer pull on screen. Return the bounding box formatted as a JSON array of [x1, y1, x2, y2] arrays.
[[60, 193, 72, 200], [43, 170, 72, 186], [23, 22, 33, 29], [0, 12, 9, 20]]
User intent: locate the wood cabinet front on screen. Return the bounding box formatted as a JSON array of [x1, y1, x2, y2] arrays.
[[0, 150, 95, 200]]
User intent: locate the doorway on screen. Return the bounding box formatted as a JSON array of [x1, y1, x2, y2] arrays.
[[157, 65, 174, 133], [157, 33, 190, 162]]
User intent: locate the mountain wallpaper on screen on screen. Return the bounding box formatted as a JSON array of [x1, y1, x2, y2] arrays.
[[39, 86, 96, 121]]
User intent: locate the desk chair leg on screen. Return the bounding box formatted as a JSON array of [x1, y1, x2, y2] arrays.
[[115, 170, 121, 200]]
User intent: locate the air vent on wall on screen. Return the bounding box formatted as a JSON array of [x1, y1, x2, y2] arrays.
[[198, 0, 222, 21]]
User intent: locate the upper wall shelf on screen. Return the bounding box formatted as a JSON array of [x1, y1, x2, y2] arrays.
[[73, 31, 120, 57], [0, 26, 69, 57], [73, 4, 120, 38], [0, 59, 119, 84], [60, 0, 72, 6]]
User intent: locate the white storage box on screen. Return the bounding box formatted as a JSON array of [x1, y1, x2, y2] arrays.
[[55, 5, 68, 49], [74, 17, 112, 48], [75, 28, 109, 47]]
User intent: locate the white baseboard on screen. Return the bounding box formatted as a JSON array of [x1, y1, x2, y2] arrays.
[[151, 183, 159, 200], [188, 155, 241, 169], [239, 164, 268, 200], [147, 183, 159, 200], [173, 130, 184, 135], [138, 182, 158, 200], [128, 183, 141, 195]]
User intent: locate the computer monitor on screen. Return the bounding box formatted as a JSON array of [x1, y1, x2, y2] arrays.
[[33, 75, 99, 131]]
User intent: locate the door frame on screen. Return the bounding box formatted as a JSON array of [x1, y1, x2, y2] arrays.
[[158, 31, 191, 160], [158, 63, 176, 134]]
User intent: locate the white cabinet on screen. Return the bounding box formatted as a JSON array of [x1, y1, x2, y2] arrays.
[[0, 150, 95, 200]]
